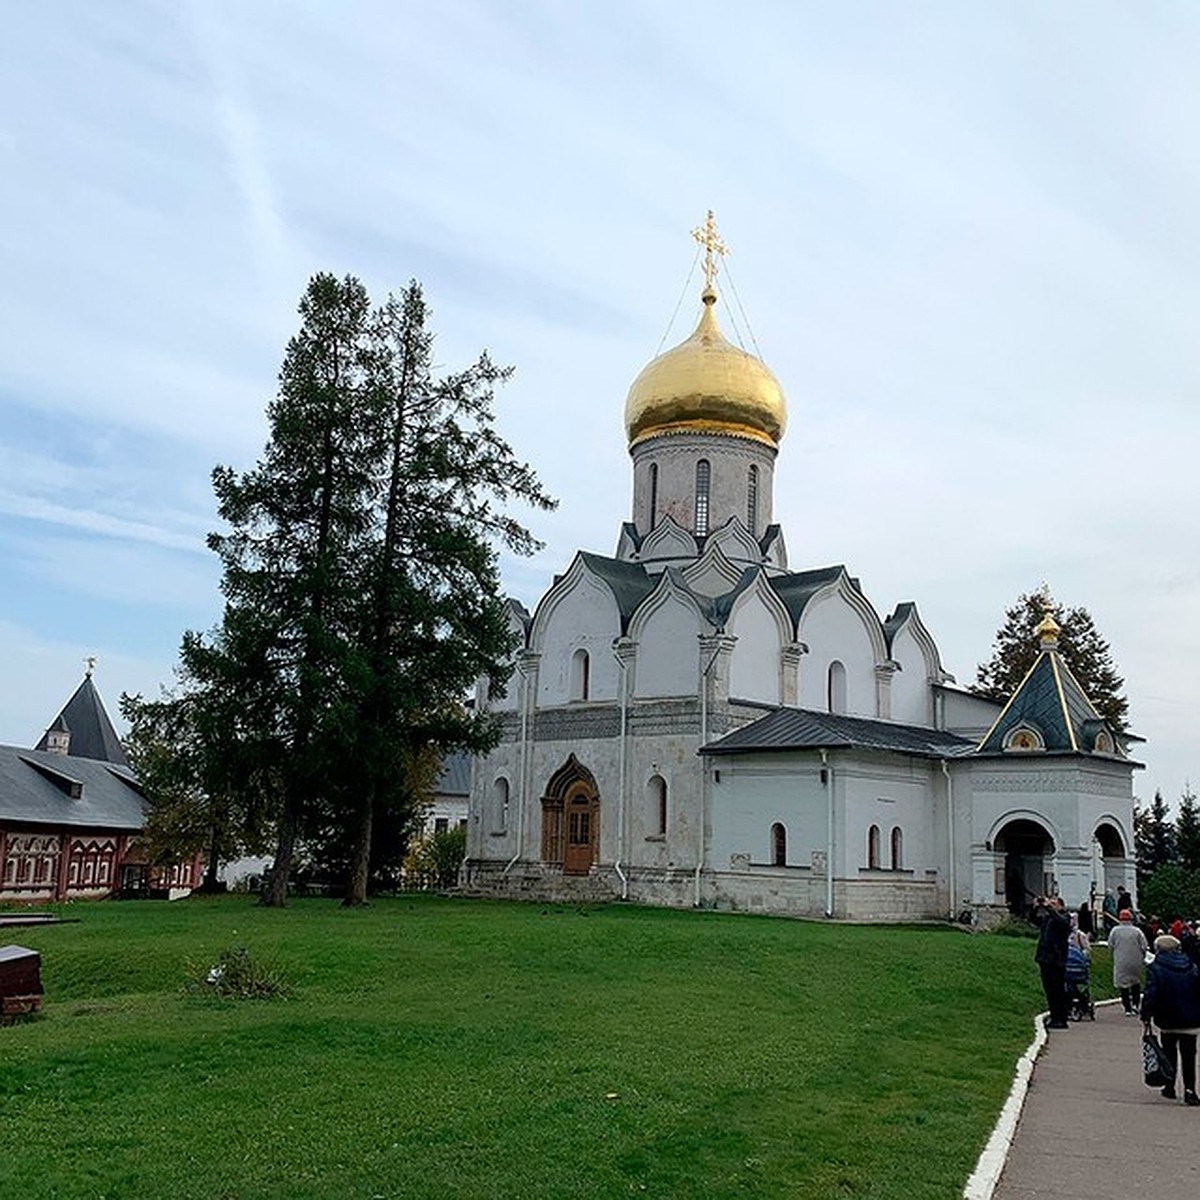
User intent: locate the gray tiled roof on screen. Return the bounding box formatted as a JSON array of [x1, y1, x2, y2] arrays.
[[437, 750, 472, 797], [976, 649, 1121, 757], [35, 676, 129, 767], [577, 553, 657, 632], [767, 566, 849, 626], [702, 707, 976, 759], [0, 745, 146, 830]]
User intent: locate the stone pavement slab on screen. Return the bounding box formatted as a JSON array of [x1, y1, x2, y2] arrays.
[[989, 1002, 1200, 1199]]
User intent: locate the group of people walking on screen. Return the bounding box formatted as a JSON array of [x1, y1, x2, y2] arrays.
[[1034, 892, 1200, 1105]]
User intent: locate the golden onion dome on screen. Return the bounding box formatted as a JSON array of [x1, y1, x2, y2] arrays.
[[624, 285, 787, 449]]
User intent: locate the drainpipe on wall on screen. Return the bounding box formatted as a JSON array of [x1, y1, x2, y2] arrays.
[[821, 748, 833, 919], [941, 759, 956, 921], [695, 640, 724, 908], [612, 641, 629, 900], [504, 659, 531, 877]]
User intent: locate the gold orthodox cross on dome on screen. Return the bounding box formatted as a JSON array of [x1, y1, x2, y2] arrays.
[[84, 655, 96, 678], [691, 210, 727, 288]]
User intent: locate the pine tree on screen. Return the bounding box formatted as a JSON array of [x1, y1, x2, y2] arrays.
[[1134, 789, 1175, 882], [339, 281, 554, 905], [972, 586, 1129, 731], [173, 273, 553, 907], [1174, 785, 1200, 873]]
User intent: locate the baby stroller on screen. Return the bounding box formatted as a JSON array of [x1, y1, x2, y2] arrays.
[[1065, 944, 1095, 1020]]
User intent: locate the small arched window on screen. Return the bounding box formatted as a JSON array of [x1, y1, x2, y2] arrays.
[[890, 827, 903, 870], [491, 777, 510, 833], [771, 822, 787, 866], [747, 465, 759, 535], [571, 648, 590, 701], [648, 462, 658, 530], [827, 661, 847, 714], [695, 459, 711, 536], [868, 824, 881, 869], [647, 774, 667, 836]]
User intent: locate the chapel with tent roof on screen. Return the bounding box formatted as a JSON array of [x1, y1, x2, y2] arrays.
[[462, 214, 1139, 922]]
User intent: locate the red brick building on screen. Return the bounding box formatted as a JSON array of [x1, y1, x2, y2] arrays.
[[0, 671, 201, 902]]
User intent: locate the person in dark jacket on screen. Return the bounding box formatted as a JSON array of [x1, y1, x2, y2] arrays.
[[1034, 895, 1071, 1029], [1141, 933, 1200, 1105]]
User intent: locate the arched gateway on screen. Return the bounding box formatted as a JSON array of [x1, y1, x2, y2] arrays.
[[995, 818, 1055, 915], [540, 755, 599, 875]]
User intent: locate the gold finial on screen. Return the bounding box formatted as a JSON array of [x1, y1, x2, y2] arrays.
[[1035, 614, 1060, 650], [691, 209, 727, 292], [85, 655, 96, 678]]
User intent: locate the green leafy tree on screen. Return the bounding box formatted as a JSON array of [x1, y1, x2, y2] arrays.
[[304, 742, 443, 895], [1134, 789, 1176, 883], [1136, 864, 1200, 924], [404, 825, 468, 891], [1174, 786, 1200, 873], [121, 682, 274, 891], [972, 586, 1128, 731]]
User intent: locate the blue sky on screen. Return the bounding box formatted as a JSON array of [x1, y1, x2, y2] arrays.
[[2, 1, 1198, 807]]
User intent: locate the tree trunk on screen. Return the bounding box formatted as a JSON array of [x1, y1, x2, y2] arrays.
[[343, 786, 375, 907], [200, 821, 221, 892], [260, 795, 301, 907]]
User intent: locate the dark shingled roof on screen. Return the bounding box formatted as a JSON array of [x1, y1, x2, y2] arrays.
[[0, 745, 146, 829], [578, 552, 657, 632], [767, 566, 849, 626], [702, 707, 976, 759], [35, 675, 129, 767]]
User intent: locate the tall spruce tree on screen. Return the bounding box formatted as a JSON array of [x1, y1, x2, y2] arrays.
[[177, 273, 552, 906], [1134, 789, 1176, 882], [339, 281, 554, 905], [1174, 786, 1200, 873], [972, 586, 1128, 731]]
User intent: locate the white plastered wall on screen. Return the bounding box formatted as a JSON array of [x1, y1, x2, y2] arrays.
[[728, 589, 785, 706], [535, 574, 622, 706], [797, 592, 881, 716]]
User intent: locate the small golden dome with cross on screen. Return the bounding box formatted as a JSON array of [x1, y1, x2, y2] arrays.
[[624, 213, 787, 449]]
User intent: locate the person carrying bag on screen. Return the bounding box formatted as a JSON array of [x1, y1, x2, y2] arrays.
[[1141, 933, 1200, 1105]]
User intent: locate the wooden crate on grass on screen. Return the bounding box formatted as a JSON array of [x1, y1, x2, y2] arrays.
[[0, 944, 43, 1019]]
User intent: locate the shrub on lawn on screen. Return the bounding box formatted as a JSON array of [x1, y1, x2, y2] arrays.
[[989, 916, 1038, 939], [187, 946, 290, 1000]]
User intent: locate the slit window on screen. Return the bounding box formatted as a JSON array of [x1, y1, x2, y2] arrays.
[[695, 459, 711, 536]]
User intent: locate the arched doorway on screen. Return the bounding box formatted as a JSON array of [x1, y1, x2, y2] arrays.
[[994, 818, 1056, 915], [1093, 820, 1129, 899], [540, 755, 599, 875]]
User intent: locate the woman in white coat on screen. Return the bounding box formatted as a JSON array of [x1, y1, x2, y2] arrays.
[[1108, 909, 1149, 1016]]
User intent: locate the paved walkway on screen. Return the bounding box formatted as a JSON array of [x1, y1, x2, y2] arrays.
[[969, 1000, 1200, 1199]]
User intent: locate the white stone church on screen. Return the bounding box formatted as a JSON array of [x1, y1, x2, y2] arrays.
[[463, 219, 1138, 922]]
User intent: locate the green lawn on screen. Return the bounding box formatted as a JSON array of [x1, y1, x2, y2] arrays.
[[1, 896, 1057, 1199]]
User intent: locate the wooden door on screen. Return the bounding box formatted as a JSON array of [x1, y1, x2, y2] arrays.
[[563, 788, 596, 875]]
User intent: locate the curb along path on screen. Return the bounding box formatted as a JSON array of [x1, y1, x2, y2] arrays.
[[968, 1000, 1200, 1199]]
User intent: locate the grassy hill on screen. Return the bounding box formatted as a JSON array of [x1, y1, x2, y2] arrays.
[[2, 895, 1055, 1199]]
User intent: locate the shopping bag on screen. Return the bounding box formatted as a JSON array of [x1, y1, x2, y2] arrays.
[[1143, 1032, 1177, 1088]]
